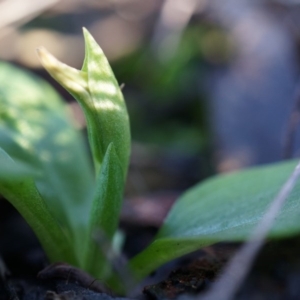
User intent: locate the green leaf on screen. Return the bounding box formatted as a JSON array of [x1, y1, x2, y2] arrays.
[[0, 148, 76, 265], [84, 143, 124, 278], [37, 28, 131, 180], [129, 159, 300, 281], [0, 61, 94, 264]]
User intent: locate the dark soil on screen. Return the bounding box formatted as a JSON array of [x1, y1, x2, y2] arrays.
[[0, 278, 127, 300]]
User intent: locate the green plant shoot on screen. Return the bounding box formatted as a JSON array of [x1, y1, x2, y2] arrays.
[[37, 29, 130, 278], [1, 28, 300, 295]]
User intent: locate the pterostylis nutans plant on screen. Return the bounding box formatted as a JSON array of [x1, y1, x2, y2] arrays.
[[2, 28, 300, 295], [36, 29, 131, 282], [0, 28, 130, 292]]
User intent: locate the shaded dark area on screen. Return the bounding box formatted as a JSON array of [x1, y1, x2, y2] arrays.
[[0, 277, 127, 300]]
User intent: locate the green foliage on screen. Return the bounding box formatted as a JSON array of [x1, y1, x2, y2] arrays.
[[129, 160, 300, 280], [1, 29, 300, 295]]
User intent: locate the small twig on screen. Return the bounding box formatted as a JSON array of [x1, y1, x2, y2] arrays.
[[38, 262, 110, 293], [283, 81, 300, 159], [199, 159, 300, 300]]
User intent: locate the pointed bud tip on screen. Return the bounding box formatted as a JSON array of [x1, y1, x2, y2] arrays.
[[35, 47, 63, 73], [82, 27, 91, 39], [36, 47, 46, 57], [36, 47, 52, 60]]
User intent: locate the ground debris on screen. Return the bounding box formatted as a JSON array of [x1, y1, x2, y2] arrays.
[[143, 255, 223, 299]]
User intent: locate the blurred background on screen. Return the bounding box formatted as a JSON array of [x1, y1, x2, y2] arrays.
[[1, 0, 300, 265]]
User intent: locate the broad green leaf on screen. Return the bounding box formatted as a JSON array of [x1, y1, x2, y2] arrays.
[[0, 148, 76, 265], [84, 143, 124, 278], [129, 159, 300, 281], [0, 61, 94, 263], [37, 28, 131, 180]]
